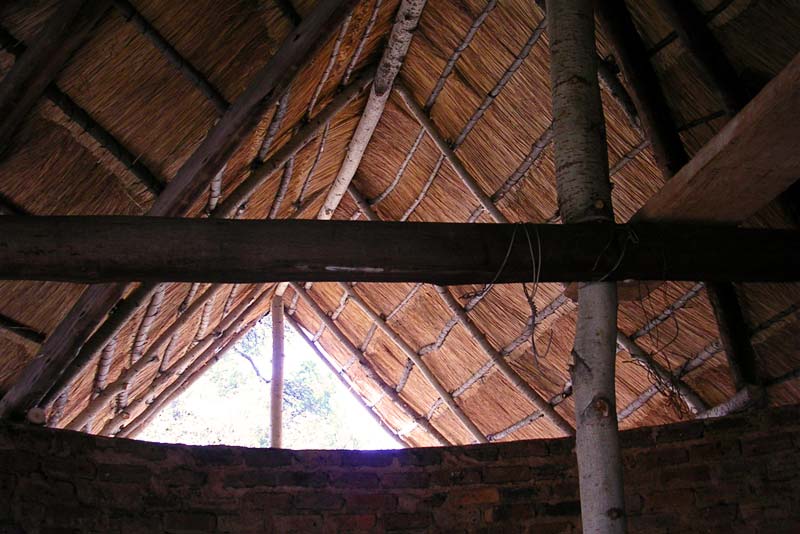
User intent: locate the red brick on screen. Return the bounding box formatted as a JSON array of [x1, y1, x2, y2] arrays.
[[654, 420, 704, 443], [538, 500, 580, 517], [690, 439, 740, 462], [241, 491, 293, 510], [447, 487, 500, 506], [741, 433, 794, 456], [397, 448, 443, 466], [346, 493, 397, 512], [96, 463, 152, 484], [271, 514, 323, 533], [0, 451, 38, 474], [631, 446, 689, 470], [483, 465, 532, 484], [497, 440, 549, 459], [489, 503, 536, 523], [430, 467, 482, 486], [341, 450, 393, 467], [163, 510, 216, 532], [660, 464, 711, 488], [217, 511, 265, 533], [433, 506, 482, 529], [327, 513, 376, 531], [241, 448, 293, 468], [384, 512, 431, 530], [331, 471, 379, 489], [642, 489, 694, 513], [381, 471, 429, 488], [293, 491, 343, 510]]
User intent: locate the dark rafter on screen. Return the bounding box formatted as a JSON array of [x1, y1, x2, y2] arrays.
[[707, 283, 761, 389], [0, 0, 109, 156], [601, 1, 799, 402], [39, 64, 370, 418], [274, 0, 303, 27], [0, 191, 29, 216], [0, 0, 357, 419], [596, 0, 687, 177], [780, 180, 800, 227], [0, 313, 45, 345], [656, 0, 749, 115], [111, 0, 229, 113], [0, 24, 165, 195]]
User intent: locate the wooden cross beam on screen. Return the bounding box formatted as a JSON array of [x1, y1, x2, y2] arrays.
[[0, 0, 357, 419], [0, 216, 797, 285]]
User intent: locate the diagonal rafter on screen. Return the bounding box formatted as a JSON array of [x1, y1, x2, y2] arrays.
[[0, 0, 358, 419], [0, 0, 109, 156], [41, 67, 371, 424], [111, 0, 229, 113], [289, 282, 451, 445]]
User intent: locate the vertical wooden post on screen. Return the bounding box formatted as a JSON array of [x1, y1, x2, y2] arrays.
[[270, 295, 285, 448], [547, 0, 626, 531]]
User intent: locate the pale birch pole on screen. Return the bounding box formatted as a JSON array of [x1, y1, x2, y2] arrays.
[[270, 295, 285, 448], [547, 0, 626, 531]]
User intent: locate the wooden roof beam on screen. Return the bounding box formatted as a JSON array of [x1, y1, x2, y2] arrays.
[[634, 52, 800, 392], [0, 25, 166, 195], [656, 0, 749, 115], [351, 184, 575, 436], [0, 313, 46, 346], [596, 0, 688, 177], [0, 0, 357, 419], [111, 0, 229, 113], [0, 0, 109, 156], [37, 77, 368, 415], [2, 217, 798, 285]]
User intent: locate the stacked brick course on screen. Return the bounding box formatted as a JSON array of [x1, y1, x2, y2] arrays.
[[1, 405, 799, 533]]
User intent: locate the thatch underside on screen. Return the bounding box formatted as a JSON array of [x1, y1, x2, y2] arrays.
[[0, 0, 799, 446]]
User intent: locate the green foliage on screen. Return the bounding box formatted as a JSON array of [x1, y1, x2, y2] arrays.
[[137, 316, 399, 450]]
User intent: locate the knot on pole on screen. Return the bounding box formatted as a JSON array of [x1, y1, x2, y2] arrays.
[[591, 396, 612, 418]]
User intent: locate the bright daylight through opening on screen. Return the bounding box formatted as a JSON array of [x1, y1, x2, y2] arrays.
[[137, 315, 400, 450]]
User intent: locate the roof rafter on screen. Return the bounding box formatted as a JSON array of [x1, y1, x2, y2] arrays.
[[0, 313, 45, 346], [0, 0, 358, 419], [289, 282, 451, 445], [111, 0, 229, 113], [0, 24, 166, 196], [93, 286, 273, 434], [40, 72, 369, 421], [0, 0, 109, 156]]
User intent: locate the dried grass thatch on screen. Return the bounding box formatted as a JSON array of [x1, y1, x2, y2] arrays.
[[0, 0, 798, 447]]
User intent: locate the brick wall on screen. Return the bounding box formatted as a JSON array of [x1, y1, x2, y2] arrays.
[[1, 405, 799, 533]]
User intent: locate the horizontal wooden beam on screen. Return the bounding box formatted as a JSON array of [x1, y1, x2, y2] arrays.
[[0, 217, 797, 284]]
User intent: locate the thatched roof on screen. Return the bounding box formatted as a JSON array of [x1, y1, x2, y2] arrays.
[[0, 0, 799, 447]]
